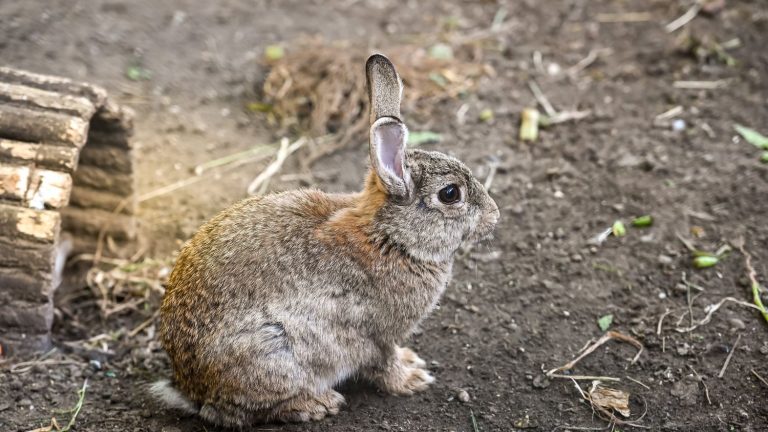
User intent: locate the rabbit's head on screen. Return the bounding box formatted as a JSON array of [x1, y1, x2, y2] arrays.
[[362, 54, 499, 263]]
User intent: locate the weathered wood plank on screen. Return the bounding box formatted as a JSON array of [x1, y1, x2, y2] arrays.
[[0, 165, 72, 209], [77, 144, 132, 174], [0, 203, 60, 244], [69, 186, 135, 214], [0, 66, 107, 106], [0, 104, 89, 147], [90, 99, 134, 134], [61, 206, 136, 240], [0, 139, 80, 172], [0, 301, 54, 333], [72, 165, 134, 196], [0, 82, 96, 119], [0, 268, 53, 303]]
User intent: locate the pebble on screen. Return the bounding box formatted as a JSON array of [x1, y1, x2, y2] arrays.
[[570, 253, 583, 263], [532, 375, 550, 389], [728, 318, 746, 331], [658, 254, 674, 265], [17, 398, 32, 407], [457, 389, 470, 403]]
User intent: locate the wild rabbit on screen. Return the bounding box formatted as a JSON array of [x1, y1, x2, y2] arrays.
[[152, 54, 499, 426]]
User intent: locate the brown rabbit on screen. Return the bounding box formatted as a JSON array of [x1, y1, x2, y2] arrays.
[[152, 54, 499, 426]]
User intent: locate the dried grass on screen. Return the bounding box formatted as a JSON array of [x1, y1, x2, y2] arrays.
[[260, 38, 491, 165]]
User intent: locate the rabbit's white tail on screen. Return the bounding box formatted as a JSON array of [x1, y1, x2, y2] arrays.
[[150, 379, 197, 414]]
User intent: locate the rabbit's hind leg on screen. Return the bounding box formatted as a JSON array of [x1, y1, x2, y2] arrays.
[[269, 389, 346, 422]]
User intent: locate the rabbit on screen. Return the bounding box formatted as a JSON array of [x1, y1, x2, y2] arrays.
[[151, 54, 499, 427]]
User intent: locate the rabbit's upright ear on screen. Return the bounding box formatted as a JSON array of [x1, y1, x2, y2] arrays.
[[366, 54, 403, 123], [366, 54, 412, 200]]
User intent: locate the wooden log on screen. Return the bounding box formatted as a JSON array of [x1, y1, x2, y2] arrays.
[[0, 139, 80, 172], [84, 129, 132, 150], [0, 66, 107, 106], [90, 99, 134, 135], [0, 333, 52, 357], [69, 186, 135, 214], [0, 236, 57, 272], [72, 165, 134, 196], [77, 144, 132, 173], [0, 104, 89, 147], [0, 165, 72, 209], [0, 301, 54, 333], [0, 268, 52, 303], [0, 82, 96, 119], [61, 206, 136, 240], [0, 203, 60, 244]]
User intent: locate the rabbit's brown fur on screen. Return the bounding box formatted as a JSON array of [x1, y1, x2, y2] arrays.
[[153, 54, 499, 426]]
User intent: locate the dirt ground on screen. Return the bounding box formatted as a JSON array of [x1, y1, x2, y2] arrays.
[[2, 0, 768, 430]]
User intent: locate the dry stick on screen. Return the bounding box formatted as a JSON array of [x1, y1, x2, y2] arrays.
[[127, 311, 160, 338], [547, 331, 644, 376], [751, 369, 768, 388], [527, 80, 557, 117], [673, 80, 729, 90], [665, 2, 702, 33], [718, 334, 742, 378], [596, 12, 653, 23], [247, 137, 307, 195], [625, 376, 650, 390], [548, 373, 621, 382], [657, 309, 671, 335], [736, 240, 768, 324], [689, 366, 712, 405], [675, 297, 764, 333]]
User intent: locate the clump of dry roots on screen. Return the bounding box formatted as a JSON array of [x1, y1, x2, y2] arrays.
[[260, 39, 491, 165]]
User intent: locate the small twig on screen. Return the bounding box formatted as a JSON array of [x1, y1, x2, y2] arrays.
[[751, 369, 768, 388], [718, 334, 741, 378], [567, 49, 611, 76], [547, 331, 644, 376], [548, 374, 621, 382], [675, 297, 765, 332], [61, 379, 88, 431], [665, 2, 702, 33], [527, 80, 557, 117], [596, 12, 653, 23], [657, 309, 671, 335], [483, 160, 499, 191], [689, 366, 712, 405], [735, 238, 768, 324], [193, 143, 277, 175], [673, 80, 729, 90], [247, 137, 307, 195], [625, 376, 650, 390], [127, 311, 160, 338], [654, 106, 683, 124], [544, 110, 592, 125], [470, 408, 480, 432]]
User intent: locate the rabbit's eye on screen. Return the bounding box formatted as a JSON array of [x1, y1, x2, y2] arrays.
[[438, 184, 461, 204]]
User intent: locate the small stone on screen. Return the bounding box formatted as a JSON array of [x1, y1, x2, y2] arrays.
[[658, 254, 674, 265], [457, 389, 470, 403], [514, 414, 539, 429], [677, 343, 692, 356], [760, 343, 768, 355], [161, 427, 183, 432], [672, 119, 686, 132], [17, 398, 32, 407], [532, 375, 550, 389], [570, 254, 583, 263], [728, 318, 746, 331]]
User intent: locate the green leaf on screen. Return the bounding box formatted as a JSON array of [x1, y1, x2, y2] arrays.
[[612, 220, 626, 237], [631, 215, 653, 228], [598, 314, 613, 331], [734, 124, 768, 149], [264, 45, 285, 61], [479, 108, 494, 122], [429, 43, 453, 60], [408, 131, 443, 146], [761, 151, 768, 163], [693, 255, 719, 269], [125, 66, 151, 81], [429, 72, 447, 88], [247, 102, 273, 113]]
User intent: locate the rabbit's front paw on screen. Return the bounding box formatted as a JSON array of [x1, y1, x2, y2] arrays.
[[272, 390, 346, 422], [397, 346, 427, 369], [373, 347, 435, 396]]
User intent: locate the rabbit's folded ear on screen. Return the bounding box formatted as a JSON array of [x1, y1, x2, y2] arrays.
[[370, 117, 412, 199], [366, 54, 412, 200]]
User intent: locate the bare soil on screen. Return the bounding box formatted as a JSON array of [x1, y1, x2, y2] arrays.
[[2, 0, 768, 431]]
